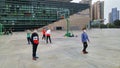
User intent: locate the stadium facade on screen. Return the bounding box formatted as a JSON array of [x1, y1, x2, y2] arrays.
[[0, 0, 89, 31]]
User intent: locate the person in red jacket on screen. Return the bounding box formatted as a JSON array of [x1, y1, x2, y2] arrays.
[[42, 28, 46, 40]]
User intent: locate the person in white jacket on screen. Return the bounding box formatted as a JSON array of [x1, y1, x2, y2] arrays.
[[46, 29, 52, 43]]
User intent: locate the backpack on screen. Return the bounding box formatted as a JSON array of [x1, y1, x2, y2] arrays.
[[33, 36, 39, 44]]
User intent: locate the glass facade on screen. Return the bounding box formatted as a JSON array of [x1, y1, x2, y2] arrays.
[[0, 0, 89, 31]]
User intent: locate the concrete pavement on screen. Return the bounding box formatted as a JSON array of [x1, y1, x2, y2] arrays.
[[0, 29, 120, 68]]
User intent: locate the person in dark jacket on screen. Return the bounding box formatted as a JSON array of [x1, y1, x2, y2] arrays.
[[81, 28, 90, 54], [31, 29, 39, 60]]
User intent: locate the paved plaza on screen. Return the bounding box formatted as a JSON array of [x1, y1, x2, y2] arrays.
[[0, 29, 120, 68]]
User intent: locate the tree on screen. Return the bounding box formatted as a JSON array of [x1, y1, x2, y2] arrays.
[[100, 24, 107, 28], [106, 23, 116, 28], [114, 20, 120, 27]]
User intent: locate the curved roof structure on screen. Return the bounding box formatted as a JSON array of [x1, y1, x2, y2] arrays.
[[47, 0, 72, 2]]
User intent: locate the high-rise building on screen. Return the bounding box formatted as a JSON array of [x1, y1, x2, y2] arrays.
[[109, 8, 119, 23], [117, 11, 119, 20], [109, 13, 112, 23], [91, 1, 104, 22], [100, 1, 104, 20]]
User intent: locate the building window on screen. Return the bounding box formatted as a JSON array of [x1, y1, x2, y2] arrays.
[[56, 26, 62, 30]]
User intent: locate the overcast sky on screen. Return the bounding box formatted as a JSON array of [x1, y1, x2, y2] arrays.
[[71, 0, 120, 24]]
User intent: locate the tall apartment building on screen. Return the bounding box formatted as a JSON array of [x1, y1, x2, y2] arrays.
[[109, 8, 119, 23], [91, 1, 104, 22]]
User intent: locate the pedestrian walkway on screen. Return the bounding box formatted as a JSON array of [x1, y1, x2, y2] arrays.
[[0, 29, 120, 68]]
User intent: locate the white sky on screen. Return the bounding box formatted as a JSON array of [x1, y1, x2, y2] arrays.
[[71, 0, 120, 24]]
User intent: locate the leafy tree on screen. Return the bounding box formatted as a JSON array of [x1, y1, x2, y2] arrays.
[[100, 24, 107, 28], [106, 23, 116, 28], [114, 20, 120, 27]]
